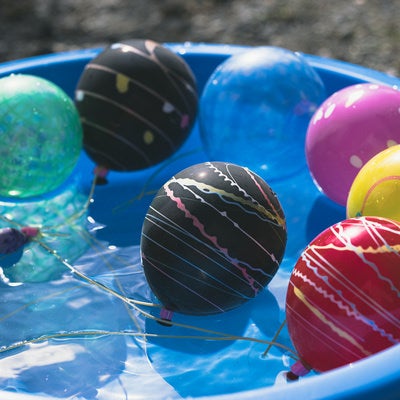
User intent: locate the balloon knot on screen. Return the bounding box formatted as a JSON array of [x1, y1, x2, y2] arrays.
[[286, 360, 311, 381], [94, 166, 109, 185], [21, 226, 40, 238], [158, 307, 174, 327]]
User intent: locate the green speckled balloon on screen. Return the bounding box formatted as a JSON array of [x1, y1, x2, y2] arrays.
[[0, 74, 83, 198]]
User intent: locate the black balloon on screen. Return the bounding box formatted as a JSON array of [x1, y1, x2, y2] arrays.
[[75, 39, 198, 171], [141, 162, 287, 315]]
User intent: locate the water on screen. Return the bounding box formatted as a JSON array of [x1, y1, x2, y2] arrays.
[[0, 239, 297, 399], [0, 114, 340, 399], [0, 150, 321, 399]]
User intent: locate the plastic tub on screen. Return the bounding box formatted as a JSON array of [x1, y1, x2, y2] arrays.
[[0, 43, 399, 400]]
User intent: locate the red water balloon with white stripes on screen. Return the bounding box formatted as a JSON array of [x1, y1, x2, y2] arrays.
[[286, 216, 400, 374]]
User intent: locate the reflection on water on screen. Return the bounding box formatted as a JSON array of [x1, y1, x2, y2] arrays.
[[0, 149, 314, 399], [145, 287, 291, 398], [0, 177, 90, 283], [0, 237, 296, 399]]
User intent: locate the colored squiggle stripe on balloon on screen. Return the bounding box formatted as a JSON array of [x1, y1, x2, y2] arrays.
[[146, 208, 258, 284], [146, 206, 271, 284], [193, 183, 281, 227], [332, 222, 400, 297], [292, 268, 366, 342], [164, 182, 260, 294], [292, 285, 371, 357], [286, 294, 359, 363], [358, 175, 400, 216], [142, 226, 251, 298], [207, 162, 251, 198], [286, 298, 363, 361], [206, 162, 285, 227], [207, 162, 259, 200], [360, 217, 400, 256], [142, 253, 225, 312], [292, 267, 399, 343], [167, 178, 281, 268], [244, 167, 286, 230], [171, 177, 283, 227], [304, 243, 400, 331], [144, 209, 257, 296]]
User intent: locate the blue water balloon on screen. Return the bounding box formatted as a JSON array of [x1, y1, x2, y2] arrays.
[[199, 46, 326, 181]]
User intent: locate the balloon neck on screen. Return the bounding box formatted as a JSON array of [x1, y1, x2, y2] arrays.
[[158, 307, 174, 327], [94, 166, 109, 185], [21, 226, 39, 238], [286, 360, 311, 381]]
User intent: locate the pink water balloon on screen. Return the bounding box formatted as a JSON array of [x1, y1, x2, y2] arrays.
[[306, 83, 400, 206]]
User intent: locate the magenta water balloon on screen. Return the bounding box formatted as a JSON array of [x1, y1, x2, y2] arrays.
[[306, 83, 400, 205]]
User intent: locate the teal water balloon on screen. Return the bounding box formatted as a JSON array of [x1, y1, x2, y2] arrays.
[[199, 46, 326, 180], [0, 74, 83, 198]]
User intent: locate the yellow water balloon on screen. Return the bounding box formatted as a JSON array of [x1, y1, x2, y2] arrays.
[[347, 144, 400, 221]]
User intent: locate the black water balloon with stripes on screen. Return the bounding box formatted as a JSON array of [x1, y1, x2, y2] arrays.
[[141, 162, 287, 315], [75, 39, 198, 172]]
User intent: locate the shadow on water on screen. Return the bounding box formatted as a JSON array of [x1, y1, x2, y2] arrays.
[[144, 288, 287, 398], [306, 194, 346, 242]]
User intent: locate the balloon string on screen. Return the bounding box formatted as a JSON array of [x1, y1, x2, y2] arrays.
[[33, 237, 298, 359], [0, 328, 298, 356], [0, 285, 81, 323], [262, 319, 287, 358], [112, 148, 202, 213], [77, 229, 145, 333], [0, 159, 298, 361], [34, 238, 154, 308], [0, 215, 22, 228], [0, 217, 298, 360], [41, 174, 98, 232], [77, 229, 288, 352]]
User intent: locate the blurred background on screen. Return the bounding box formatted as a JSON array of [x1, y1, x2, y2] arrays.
[[1, 0, 400, 76]]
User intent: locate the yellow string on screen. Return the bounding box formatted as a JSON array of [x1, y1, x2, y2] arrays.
[[0, 159, 298, 362], [262, 319, 287, 357], [112, 148, 202, 213], [23, 238, 298, 360], [0, 328, 298, 357]]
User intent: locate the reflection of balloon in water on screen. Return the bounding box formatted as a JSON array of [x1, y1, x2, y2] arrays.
[[286, 216, 400, 374], [141, 161, 287, 315], [347, 144, 400, 221], [199, 46, 326, 180], [75, 39, 198, 175], [0, 74, 83, 198], [306, 83, 400, 206], [0, 227, 36, 254], [0, 178, 91, 283]]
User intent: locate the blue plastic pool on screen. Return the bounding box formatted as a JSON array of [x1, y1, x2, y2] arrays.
[[0, 43, 399, 400]]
